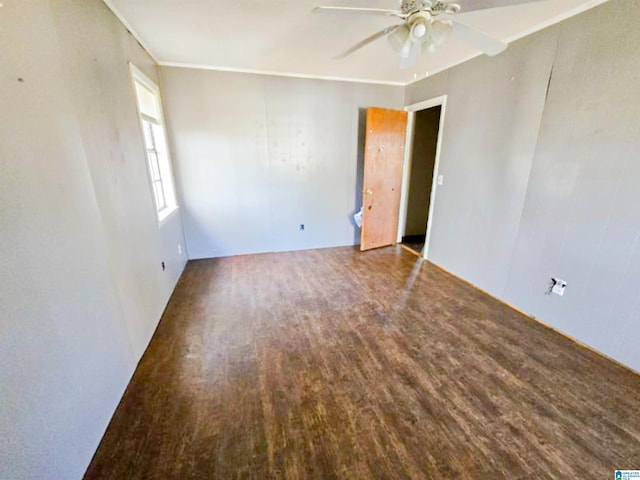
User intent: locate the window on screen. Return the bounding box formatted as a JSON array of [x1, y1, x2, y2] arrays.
[[130, 64, 177, 222]]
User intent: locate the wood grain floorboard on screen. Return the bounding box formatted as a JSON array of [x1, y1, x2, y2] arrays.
[[84, 246, 640, 479]]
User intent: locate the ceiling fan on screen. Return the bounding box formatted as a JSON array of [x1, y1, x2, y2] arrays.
[[312, 0, 547, 67]]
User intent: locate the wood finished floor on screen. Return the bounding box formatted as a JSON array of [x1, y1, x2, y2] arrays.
[[84, 246, 640, 479]]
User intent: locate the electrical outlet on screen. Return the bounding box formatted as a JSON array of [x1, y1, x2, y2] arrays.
[[550, 278, 567, 296], [437, 175, 444, 186], [178, 243, 182, 255]]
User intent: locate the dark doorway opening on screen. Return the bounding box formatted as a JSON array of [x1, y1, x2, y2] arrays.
[[401, 105, 441, 256]]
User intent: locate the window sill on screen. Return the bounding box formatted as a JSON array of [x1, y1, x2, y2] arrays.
[[157, 205, 179, 227]]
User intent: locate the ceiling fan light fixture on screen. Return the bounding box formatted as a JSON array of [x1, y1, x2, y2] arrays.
[[424, 42, 437, 54], [388, 24, 410, 52], [399, 36, 414, 58], [428, 19, 453, 47], [411, 22, 427, 39]]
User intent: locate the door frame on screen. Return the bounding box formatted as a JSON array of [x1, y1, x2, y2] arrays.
[[397, 95, 447, 260]]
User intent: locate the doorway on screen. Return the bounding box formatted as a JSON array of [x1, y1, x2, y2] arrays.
[[398, 97, 446, 259]]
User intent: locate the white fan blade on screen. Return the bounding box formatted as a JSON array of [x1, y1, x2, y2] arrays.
[[443, 15, 507, 56], [312, 6, 406, 18], [336, 25, 402, 59], [456, 0, 549, 13]]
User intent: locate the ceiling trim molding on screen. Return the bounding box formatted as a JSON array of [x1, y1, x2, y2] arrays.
[[157, 61, 407, 87], [102, 0, 160, 63], [404, 0, 609, 88]]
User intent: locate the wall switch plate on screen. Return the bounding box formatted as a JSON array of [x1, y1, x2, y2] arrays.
[[178, 243, 182, 255], [437, 175, 444, 186], [551, 278, 567, 296]]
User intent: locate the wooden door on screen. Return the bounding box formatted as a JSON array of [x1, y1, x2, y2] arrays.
[[360, 107, 408, 251]]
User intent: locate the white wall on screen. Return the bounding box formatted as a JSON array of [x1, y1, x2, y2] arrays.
[[0, 1, 187, 478], [160, 67, 404, 258], [405, 0, 640, 372]]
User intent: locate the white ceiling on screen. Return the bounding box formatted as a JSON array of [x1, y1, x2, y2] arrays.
[[104, 0, 607, 85]]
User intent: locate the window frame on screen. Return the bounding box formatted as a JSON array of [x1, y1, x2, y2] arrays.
[[129, 63, 178, 225]]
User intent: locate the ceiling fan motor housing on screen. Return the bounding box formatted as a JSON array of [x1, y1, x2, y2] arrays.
[[400, 0, 461, 15], [401, 0, 431, 15]]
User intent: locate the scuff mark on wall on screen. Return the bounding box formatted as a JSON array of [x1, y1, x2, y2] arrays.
[[544, 64, 554, 102]]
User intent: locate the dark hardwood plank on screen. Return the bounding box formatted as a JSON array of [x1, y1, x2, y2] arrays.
[[84, 246, 640, 479]]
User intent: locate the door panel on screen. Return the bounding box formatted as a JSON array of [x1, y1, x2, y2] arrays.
[[360, 107, 408, 251]]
